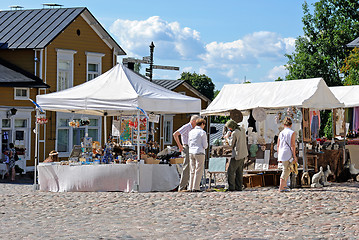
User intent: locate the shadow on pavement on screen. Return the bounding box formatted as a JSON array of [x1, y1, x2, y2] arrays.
[[0, 172, 34, 185]]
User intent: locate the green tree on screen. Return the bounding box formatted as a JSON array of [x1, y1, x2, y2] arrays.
[[207, 89, 230, 123], [179, 72, 215, 100], [285, 0, 359, 86], [214, 89, 220, 98], [341, 47, 359, 85], [134, 63, 141, 73]]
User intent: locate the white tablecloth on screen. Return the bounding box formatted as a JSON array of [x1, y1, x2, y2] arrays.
[[38, 163, 180, 192]]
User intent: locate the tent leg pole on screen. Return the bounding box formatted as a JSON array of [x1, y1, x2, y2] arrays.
[[301, 108, 307, 172], [136, 111, 141, 192], [33, 109, 39, 190], [104, 115, 107, 145], [343, 111, 347, 165], [137, 110, 140, 160]]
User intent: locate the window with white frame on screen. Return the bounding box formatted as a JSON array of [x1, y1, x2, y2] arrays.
[[163, 115, 174, 145], [86, 52, 105, 81], [56, 49, 76, 91], [57, 118, 70, 153], [0, 111, 31, 160], [14, 88, 29, 100], [56, 113, 101, 156]]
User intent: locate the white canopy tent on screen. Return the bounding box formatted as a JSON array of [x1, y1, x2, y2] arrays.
[[329, 85, 359, 167], [201, 78, 344, 173], [37, 64, 201, 115], [201, 78, 343, 116], [34, 64, 201, 190], [329, 85, 359, 108]]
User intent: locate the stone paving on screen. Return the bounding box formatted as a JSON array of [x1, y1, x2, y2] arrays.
[[0, 178, 358, 240]]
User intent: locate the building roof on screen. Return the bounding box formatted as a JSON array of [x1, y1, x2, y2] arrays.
[[0, 58, 49, 88], [347, 37, 359, 47], [0, 7, 126, 55], [152, 79, 211, 103], [209, 123, 225, 145], [152, 79, 185, 90]]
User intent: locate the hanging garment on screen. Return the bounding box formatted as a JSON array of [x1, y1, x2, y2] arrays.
[[354, 107, 359, 132], [248, 110, 257, 132], [310, 110, 320, 139], [311, 115, 319, 139], [345, 108, 353, 130]]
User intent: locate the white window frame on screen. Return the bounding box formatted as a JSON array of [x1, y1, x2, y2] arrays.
[[14, 88, 29, 100], [56, 112, 102, 157], [56, 49, 77, 91], [0, 110, 32, 160], [86, 52, 105, 81], [163, 115, 174, 145]]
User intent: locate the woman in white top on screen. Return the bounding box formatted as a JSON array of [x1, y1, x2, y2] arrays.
[[277, 117, 297, 192], [188, 118, 208, 192]]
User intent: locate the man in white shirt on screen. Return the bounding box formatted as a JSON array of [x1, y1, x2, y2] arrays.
[[188, 118, 208, 191], [173, 115, 200, 191]]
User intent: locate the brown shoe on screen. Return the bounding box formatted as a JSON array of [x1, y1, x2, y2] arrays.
[[178, 189, 191, 192]]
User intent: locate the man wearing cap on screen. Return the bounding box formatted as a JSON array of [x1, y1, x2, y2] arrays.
[[173, 115, 200, 191], [226, 119, 248, 191]]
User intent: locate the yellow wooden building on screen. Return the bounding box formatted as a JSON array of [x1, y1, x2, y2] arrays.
[[0, 7, 209, 171], [0, 7, 126, 170]]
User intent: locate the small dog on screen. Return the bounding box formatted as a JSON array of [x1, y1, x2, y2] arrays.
[[321, 165, 333, 186], [301, 172, 310, 186], [311, 166, 324, 188]]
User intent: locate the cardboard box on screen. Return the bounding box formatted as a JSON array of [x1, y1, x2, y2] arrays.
[[145, 157, 160, 164], [170, 158, 184, 164]]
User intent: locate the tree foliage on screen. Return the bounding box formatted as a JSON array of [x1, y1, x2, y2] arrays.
[[179, 72, 215, 100], [134, 63, 141, 73], [341, 47, 359, 85], [285, 0, 359, 86]]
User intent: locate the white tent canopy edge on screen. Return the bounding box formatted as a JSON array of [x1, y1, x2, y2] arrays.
[[201, 78, 343, 116], [329, 85, 359, 108], [36, 64, 201, 115]]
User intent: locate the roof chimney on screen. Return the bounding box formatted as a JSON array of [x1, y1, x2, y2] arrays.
[[9, 5, 24, 10], [42, 3, 64, 8]]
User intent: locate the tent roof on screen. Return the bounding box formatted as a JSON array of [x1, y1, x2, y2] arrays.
[[36, 64, 201, 115], [201, 78, 343, 116], [329, 85, 359, 108]]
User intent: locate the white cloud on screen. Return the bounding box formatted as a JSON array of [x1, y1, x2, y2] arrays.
[[110, 16, 296, 86], [198, 67, 208, 75], [266, 65, 288, 80], [110, 16, 204, 60], [200, 31, 296, 66], [182, 66, 193, 73]]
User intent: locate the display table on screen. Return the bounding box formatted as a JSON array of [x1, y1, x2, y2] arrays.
[[38, 163, 180, 192]]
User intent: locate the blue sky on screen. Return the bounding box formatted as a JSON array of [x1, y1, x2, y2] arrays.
[[1, 0, 317, 90]]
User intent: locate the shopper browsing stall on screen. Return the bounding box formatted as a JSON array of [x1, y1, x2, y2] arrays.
[[44, 150, 58, 163], [188, 118, 208, 192], [173, 115, 200, 191], [226, 119, 248, 191], [277, 117, 297, 192]]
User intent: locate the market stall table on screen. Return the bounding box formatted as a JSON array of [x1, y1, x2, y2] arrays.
[[38, 163, 180, 192]]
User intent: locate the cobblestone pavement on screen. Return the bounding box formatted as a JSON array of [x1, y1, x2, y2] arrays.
[[0, 180, 358, 240]]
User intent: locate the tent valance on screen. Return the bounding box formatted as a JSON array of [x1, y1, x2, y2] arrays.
[[329, 85, 359, 108], [36, 64, 201, 115], [201, 78, 343, 116]]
